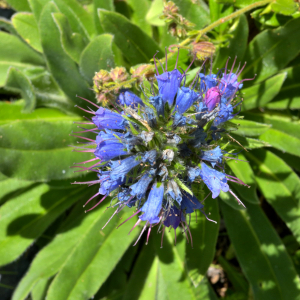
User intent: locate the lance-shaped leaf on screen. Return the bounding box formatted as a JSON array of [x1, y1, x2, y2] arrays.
[[98, 9, 162, 65], [39, 2, 94, 109], [241, 73, 287, 110], [265, 65, 300, 110], [243, 17, 300, 84], [221, 200, 300, 300], [5, 67, 36, 112], [0, 31, 44, 87], [5, 0, 31, 11], [246, 150, 300, 244], [231, 119, 271, 137], [0, 182, 87, 267], [0, 101, 90, 181], [12, 12, 42, 53], [93, 0, 115, 34], [146, 0, 165, 26], [79, 34, 115, 84], [213, 14, 248, 71], [226, 153, 259, 204], [45, 207, 137, 300], [186, 198, 220, 286], [52, 13, 87, 64]]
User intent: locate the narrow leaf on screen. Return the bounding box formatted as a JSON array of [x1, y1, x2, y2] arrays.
[[99, 9, 162, 65]]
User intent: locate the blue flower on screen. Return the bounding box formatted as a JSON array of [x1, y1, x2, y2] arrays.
[[139, 182, 164, 224], [74, 51, 251, 245], [164, 205, 185, 229], [181, 193, 204, 213], [214, 102, 234, 125], [175, 87, 199, 114], [149, 95, 164, 116], [117, 89, 144, 107], [92, 107, 126, 130], [130, 170, 155, 200], [110, 156, 141, 181], [201, 146, 223, 167], [156, 69, 182, 106], [199, 162, 229, 198], [166, 180, 182, 204], [94, 131, 127, 162]]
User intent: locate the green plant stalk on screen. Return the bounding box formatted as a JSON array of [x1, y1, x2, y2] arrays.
[[195, 0, 274, 40], [164, 0, 274, 62]]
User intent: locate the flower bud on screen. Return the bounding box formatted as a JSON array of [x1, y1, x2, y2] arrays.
[[190, 41, 215, 60], [204, 87, 221, 111], [110, 67, 129, 82]]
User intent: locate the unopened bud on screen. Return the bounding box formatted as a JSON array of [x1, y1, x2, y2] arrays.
[[131, 64, 155, 82], [110, 67, 129, 82], [190, 41, 215, 60]]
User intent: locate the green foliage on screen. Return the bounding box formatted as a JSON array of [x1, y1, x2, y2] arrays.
[[0, 0, 300, 299]]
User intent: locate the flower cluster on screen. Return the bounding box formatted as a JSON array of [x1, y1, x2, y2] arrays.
[[73, 52, 252, 247]]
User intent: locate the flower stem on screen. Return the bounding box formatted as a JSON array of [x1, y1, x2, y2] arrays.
[[195, 0, 274, 40]]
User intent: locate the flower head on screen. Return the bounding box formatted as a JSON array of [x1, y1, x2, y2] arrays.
[[73, 51, 253, 246]]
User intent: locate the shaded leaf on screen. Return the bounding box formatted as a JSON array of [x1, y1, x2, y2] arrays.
[[243, 17, 300, 84], [228, 133, 271, 149], [219, 190, 246, 210], [221, 200, 300, 300], [271, 0, 298, 16], [0, 31, 44, 87], [99, 9, 162, 65], [0, 182, 86, 267], [12, 12, 42, 53], [0, 17, 19, 35], [0, 101, 89, 181], [226, 153, 260, 204], [241, 73, 286, 110], [79, 34, 115, 84], [265, 65, 300, 110], [213, 14, 248, 72], [209, 0, 234, 33], [31, 278, 51, 300], [5, 67, 36, 112], [186, 198, 220, 286], [246, 150, 300, 244], [45, 207, 137, 300], [231, 119, 271, 137]]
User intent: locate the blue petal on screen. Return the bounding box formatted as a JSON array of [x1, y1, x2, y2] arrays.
[[110, 156, 141, 181], [164, 205, 185, 229], [175, 87, 199, 114], [117, 89, 144, 108], [130, 171, 155, 200], [181, 193, 204, 213], [200, 146, 223, 167], [149, 95, 164, 116], [139, 182, 164, 224], [92, 107, 126, 130]]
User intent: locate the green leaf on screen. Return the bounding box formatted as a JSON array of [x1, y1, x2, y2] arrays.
[[31, 278, 51, 300], [243, 17, 300, 84], [231, 119, 271, 137], [127, 0, 152, 36], [5, 67, 36, 112], [228, 133, 271, 149], [12, 12, 42, 53], [0, 17, 18, 35], [52, 0, 94, 39], [146, 0, 165, 26], [0, 101, 90, 181], [226, 153, 260, 204], [0, 31, 44, 87], [271, 148, 300, 173], [39, 2, 94, 109], [45, 207, 137, 300], [93, 0, 115, 34], [243, 112, 300, 157], [241, 73, 287, 110], [265, 65, 300, 110], [79, 34, 115, 85], [99, 9, 163, 65], [52, 13, 87, 63], [209, 0, 234, 33], [218, 255, 249, 294], [246, 150, 300, 244], [213, 14, 248, 72], [5, 0, 31, 11], [186, 198, 220, 286], [172, 0, 210, 29], [174, 177, 193, 196], [271, 0, 298, 16], [0, 182, 86, 267], [221, 200, 300, 300], [219, 190, 247, 210]]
